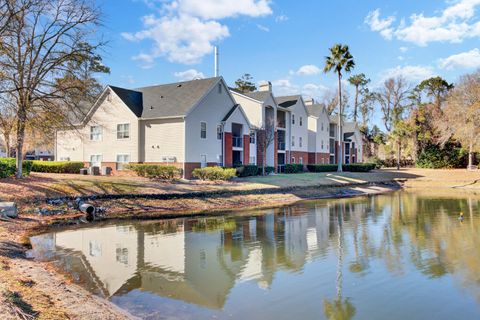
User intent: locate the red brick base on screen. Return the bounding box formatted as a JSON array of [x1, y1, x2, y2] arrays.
[[307, 152, 330, 164], [289, 151, 309, 165]]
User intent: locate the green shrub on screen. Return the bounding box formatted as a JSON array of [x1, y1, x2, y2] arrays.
[[257, 166, 275, 175], [0, 158, 32, 178], [31, 161, 85, 174], [127, 164, 182, 180], [342, 163, 376, 172], [285, 164, 304, 174], [192, 166, 237, 181], [236, 165, 259, 177], [365, 156, 384, 169], [306, 164, 338, 172], [416, 143, 467, 169]]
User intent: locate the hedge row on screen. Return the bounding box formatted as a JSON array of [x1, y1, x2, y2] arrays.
[[285, 164, 304, 174], [127, 164, 182, 180], [192, 167, 237, 181], [307, 163, 376, 173], [236, 165, 275, 177], [31, 161, 85, 174], [0, 158, 32, 178]]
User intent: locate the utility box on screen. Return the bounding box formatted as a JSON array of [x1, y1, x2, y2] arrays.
[[80, 168, 88, 175]]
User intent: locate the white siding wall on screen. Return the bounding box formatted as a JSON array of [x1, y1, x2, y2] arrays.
[[230, 93, 263, 128], [289, 101, 308, 152], [224, 107, 250, 135], [141, 118, 185, 163], [307, 116, 317, 153], [316, 109, 331, 154], [56, 90, 140, 163], [185, 81, 236, 163]]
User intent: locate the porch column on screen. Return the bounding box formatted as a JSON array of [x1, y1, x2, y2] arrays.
[[243, 135, 250, 165], [224, 132, 233, 167]]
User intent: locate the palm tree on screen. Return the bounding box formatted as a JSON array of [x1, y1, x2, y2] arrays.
[[324, 44, 355, 172], [348, 73, 370, 122]]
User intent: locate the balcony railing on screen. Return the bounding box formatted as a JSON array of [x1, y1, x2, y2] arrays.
[[232, 136, 243, 148], [278, 142, 286, 150]]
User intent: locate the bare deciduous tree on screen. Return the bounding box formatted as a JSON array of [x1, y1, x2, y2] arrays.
[[255, 114, 276, 175], [376, 77, 411, 132], [438, 70, 480, 170], [0, 0, 104, 177]]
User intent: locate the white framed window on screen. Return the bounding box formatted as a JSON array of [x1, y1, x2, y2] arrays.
[[250, 130, 256, 144], [117, 123, 130, 139], [200, 154, 207, 168], [292, 157, 296, 164], [90, 154, 102, 167], [321, 140, 324, 150], [292, 114, 295, 125], [200, 122, 207, 139], [217, 124, 223, 140], [217, 154, 223, 166], [300, 117, 303, 126], [321, 122, 324, 131], [292, 136, 295, 147], [90, 126, 102, 141], [116, 154, 130, 171], [299, 157, 303, 164], [249, 156, 256, 164], [299, 137, 303, 147]]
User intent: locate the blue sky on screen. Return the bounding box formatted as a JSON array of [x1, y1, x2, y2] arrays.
[[98, 0, 480, 121]]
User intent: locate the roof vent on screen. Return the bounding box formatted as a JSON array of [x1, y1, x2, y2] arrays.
[[160, 95, 164, 98], [177, 84, 182, 88], [150, 106, 154, 110]]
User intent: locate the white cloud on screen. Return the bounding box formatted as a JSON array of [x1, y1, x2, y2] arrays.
[[301, 83, 329, 100], [174, 69, 205, 80], [256, 24, 270, 32], [364, 9, 396, 40], [438, 48, 480, 70], [173, 0, 272, 20], [275, 15, 288, 23], [271, 79, 299, 96], [295, 64, 321, 76], [381, 65, 435, 82], [365, 0, 480, 46], [399, 46, 408, 53], [123, 0, 273, 65]]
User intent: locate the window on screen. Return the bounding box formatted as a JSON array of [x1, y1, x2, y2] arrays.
[[321, 140, 324, 150], [218, 83, 222, 94], [200, 122, 207, 139], [249, 130, 256, 144], [321, 122, 324, 131], [299, 137, 303, 147], [292, 114, 295, 125], [116, 246, 128, 265], [217, 124, 223, 140], [299, 157, 303, 164], [116, 154, 130, 171], [292, 157, 296, 164], [292, 136, 295, 147], [90, 154, 102, 167], [249, 156, 256, 164], [217, 154, 223, 166], [117, 123, 130, 139], [300, 117, 303, 126], [90, 126, 102, 141]]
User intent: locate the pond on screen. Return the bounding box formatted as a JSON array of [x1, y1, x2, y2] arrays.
[[29, 191, 480, 320]]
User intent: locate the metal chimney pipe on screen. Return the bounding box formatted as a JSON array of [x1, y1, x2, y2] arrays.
[[214, 46, 219, 77]]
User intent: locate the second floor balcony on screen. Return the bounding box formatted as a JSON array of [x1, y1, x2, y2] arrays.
[[232, 136, 243, 148]]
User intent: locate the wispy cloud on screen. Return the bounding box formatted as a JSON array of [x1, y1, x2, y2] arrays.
[[294, 64, 321, 76], [122, 0, 273, 65], [365, 0, 480, 46], [438, 48, 480, 70], [257, 24, 270, 32], [380, 65, 435, 82]]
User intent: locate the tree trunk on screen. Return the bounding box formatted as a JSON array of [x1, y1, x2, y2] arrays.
[[337, 73, 343, 173], [397, 140, 401, 171], [353, 85, 359, 123], [468, 143, 473, 170], [15, 106, 27, 178]]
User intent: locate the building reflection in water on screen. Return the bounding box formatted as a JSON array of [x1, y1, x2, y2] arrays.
[[30, 192, 480, 317]]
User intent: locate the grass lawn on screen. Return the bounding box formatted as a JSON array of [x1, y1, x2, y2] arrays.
[[0, 168, 479, 204]]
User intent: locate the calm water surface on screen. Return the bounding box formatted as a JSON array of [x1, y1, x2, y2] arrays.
[[29, 191, 480, 320]]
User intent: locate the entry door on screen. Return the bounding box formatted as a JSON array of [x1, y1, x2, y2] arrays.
[[344, 142, 350, 164], [200, 154, 207, 168]]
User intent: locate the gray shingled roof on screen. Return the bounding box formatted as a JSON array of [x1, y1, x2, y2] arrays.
[[306, 103, 326, 117], [136, 77, 221, 119], [110, 86, 143, 117], [242, 91, 271, 102], [276, 95, 301, 108]]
